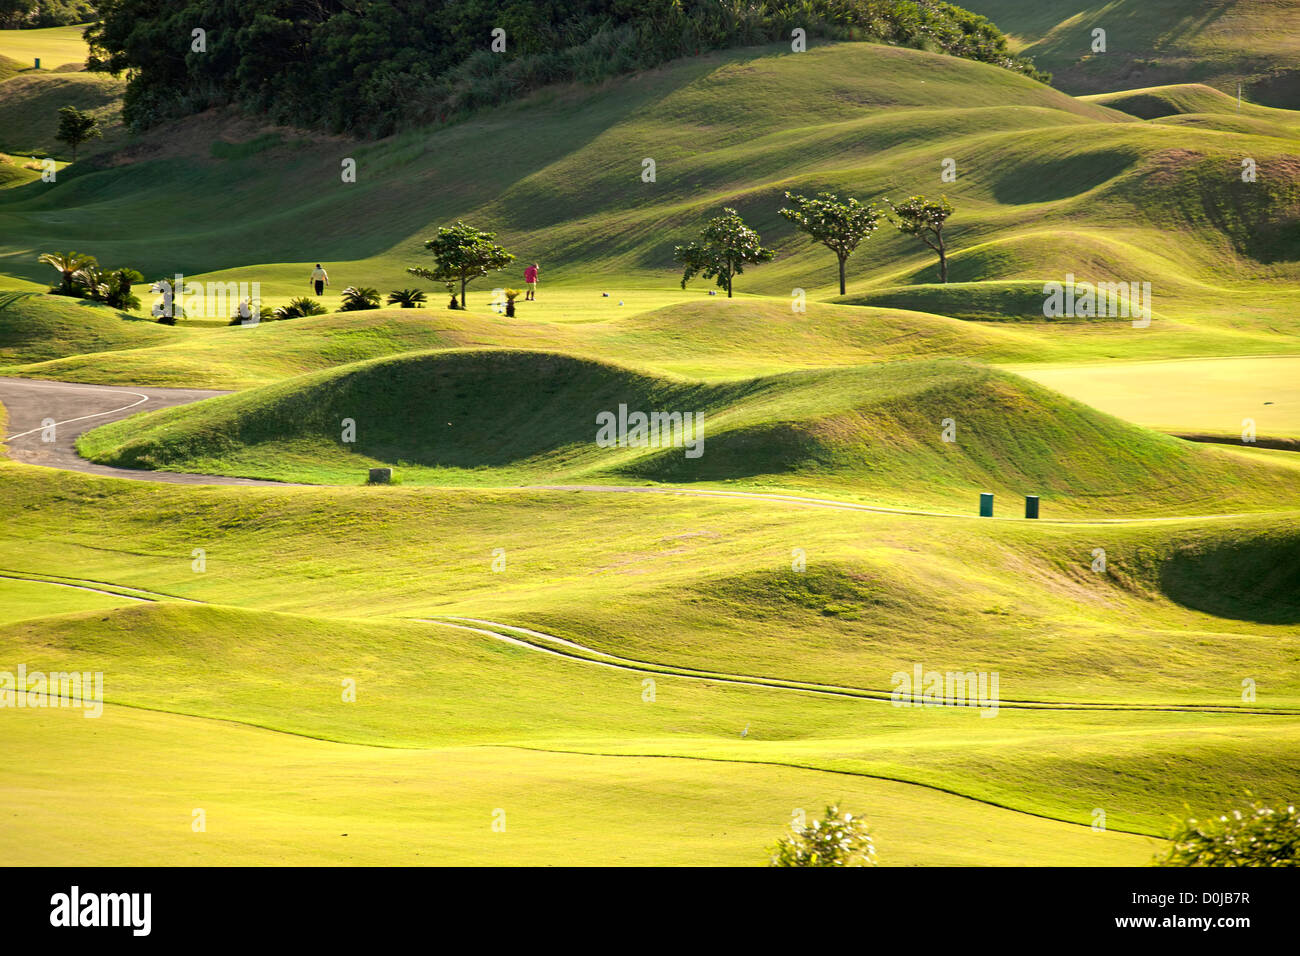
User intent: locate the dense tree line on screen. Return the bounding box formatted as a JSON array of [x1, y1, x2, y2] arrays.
[[0, 0, 96, 29], [87, 0, 1047, 136]]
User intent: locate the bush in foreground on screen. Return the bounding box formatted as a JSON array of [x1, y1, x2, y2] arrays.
[[1159, 801, 1300, 867], [769, 804, 877, 867]]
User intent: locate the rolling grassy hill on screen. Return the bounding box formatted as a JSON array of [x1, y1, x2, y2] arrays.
[[0, 290, 175, 362], [1, 459, 1297, 859], [1, 20, 1298, 866], [962, 0, 1300, 107], [4, 704, 1160, 866], [11, 290, 1300, 395], [0, 41, 1292, 295], [0, 38, 1297, 386], [74, 348, 1300, 515], [0, 67, 124, 157]]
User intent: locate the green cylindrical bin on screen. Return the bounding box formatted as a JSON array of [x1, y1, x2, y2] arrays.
[[1025, 495, 1040, 519], [979, 492, 994, 517]]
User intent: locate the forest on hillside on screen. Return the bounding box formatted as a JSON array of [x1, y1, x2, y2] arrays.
[[88, 0, 1046, 136]]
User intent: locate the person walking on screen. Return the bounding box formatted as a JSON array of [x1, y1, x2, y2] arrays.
[[310, 263, 330, 297], [524, 262, 539, 301]]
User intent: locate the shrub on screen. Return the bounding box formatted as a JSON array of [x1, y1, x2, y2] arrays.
[[769, 804, 877, 867], [1159, 801, 1300, 867], [103, 267, 144, 311], [72, 263, 107, 300], [386, 288, 427, 309], [228, 303, 275, 325], [147, 277, 185, 322], [503, 287, 522, 316], [340, 286, 382, 311], [38, 251, 97, 297], [274, 297, 329, 320]]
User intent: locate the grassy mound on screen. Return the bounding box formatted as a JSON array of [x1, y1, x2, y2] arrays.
[[1083, 84, 1260, 120], [841, 281, 1077, 321], [0, 54, 23, 82], [0, 291, 173, 363], [1110, 149, 1300, 264], [1154, 531, 1300, 625], [0, 151, 43, 189], [962, 0, 1300, 107], [0, 69, 124, 156], [2, 305, 568, 388], [3, 474, 1298, 846], [77, 348, 1300, 515], [77, 349, 700, 480]]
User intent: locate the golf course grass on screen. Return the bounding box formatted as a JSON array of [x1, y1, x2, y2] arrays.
[[0, 22, 1296, 866]]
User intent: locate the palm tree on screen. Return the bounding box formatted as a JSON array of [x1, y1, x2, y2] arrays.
[[38, 251, 97, 296], [73, 263, 108, 300], [386, 288, 427, 309], [105, 268, 144, 310], [273, 297, 330, 320], [339, 286, 381, 311]]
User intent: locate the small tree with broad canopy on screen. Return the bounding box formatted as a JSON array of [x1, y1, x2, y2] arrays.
[[408, 221, 514, 310], [887, 194, 954, 284], [55, 105, 101, 161], [779, 191, 881, 295], [674, 207, 774, 298]]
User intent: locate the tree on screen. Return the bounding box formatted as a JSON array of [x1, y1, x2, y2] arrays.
[[0, 1, 36, 30], [674, 207, 774, 298], [104, 267, 144, 310], [780, 191, 880, 295], [408, 221, 514, 309], [770, 804, 877, 867], [339, 286, 381, 311], [73, 262, 107, 300], [887, 194, 954, 283], [1159, 800, 1300, 867], [55, 105, 102, 161], [386, 288, 427, 309], [38, 250, 98, 296]]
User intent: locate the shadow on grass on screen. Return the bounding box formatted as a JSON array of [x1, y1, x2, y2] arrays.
[[1159, 536, 1300, 624]]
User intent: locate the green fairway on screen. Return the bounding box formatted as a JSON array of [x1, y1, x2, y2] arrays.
[[0, 460, 1296, 853], [1, 23, 1297, 868], [0, 705, 1161, 866], [0, 574, 141, 624], [1015, 355, 1300, 444], [0, 25, 90, 71]]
